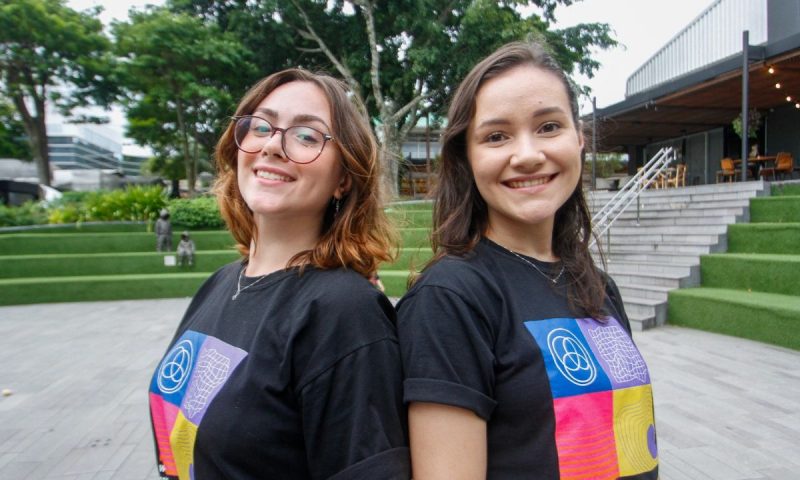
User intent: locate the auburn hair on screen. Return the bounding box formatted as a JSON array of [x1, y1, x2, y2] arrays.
[[213, 68, 396, 277], [431, 41, 607, 319]]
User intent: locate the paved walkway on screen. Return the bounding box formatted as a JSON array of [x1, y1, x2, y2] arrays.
[[1, 299, 798, 479]]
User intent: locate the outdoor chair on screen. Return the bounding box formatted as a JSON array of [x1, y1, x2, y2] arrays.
[[759, 152, 794, 181], [716, 158, 738, 183], [637, 166, 665, 189], [666, 164, 687, 188]]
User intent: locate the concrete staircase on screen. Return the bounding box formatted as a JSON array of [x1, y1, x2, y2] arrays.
[[588, 180, 768, 331]]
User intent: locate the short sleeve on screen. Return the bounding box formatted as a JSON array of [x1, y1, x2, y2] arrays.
[[298, 339, 410, 480], [397, 285, 498, 420]]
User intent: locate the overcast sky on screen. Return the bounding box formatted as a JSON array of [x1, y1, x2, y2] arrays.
[[66, 0, 714, 144]]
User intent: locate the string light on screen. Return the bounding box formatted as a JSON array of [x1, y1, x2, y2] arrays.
[[767, 65, 797, 111]]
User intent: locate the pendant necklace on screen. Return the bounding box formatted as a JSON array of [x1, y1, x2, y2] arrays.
[[500, 246, 565, 284], [232, 264, 268, 300]]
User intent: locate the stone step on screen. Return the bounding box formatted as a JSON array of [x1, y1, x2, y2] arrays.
[[636, 198, 753, 211], [602, 232, 725, 245], [609, 224, 728, 235], [626, 312, 656, 331], [621, 296, 667, 326], [604, 260, 699, 278], [588, 180, 766, 202], [590, 199, 751, 219], [605, 270, 687, 289], [589, 179, 767, 331], [609, 215, 739, 227], [617, 283, 672, 302], [599, 250, 700, 265], [594, 242, 720, 255], [602, 207, 745, 219]]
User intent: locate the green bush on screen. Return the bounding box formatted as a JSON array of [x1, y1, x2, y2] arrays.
[[168, 196, 225, 229], [0, 201, 48, 227], [47, 185, 167, 223]]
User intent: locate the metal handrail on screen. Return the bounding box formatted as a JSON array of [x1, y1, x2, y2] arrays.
[[591, 147, 676, 249]]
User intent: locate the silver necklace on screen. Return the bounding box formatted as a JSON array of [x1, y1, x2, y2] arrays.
[[232, 265, 268, 300], [501, 246, 565, 284]]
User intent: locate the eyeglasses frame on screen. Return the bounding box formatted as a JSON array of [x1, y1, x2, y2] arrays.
[[231, 115, 335, 164]]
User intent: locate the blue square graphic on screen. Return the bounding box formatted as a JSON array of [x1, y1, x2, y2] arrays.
[[524, 318, 612, 398], [150, 330, 207, 406]]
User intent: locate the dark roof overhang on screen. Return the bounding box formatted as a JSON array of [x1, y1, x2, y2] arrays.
[[586, 32, 800, 152]]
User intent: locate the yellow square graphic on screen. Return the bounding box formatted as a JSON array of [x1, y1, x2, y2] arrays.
[[170, 411, 198, 479], [613, 385, 658, 476]]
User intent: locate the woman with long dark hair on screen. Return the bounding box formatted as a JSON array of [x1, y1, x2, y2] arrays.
[[397, 42, 658, 479]]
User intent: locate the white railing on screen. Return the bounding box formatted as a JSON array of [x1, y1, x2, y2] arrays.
[[626, 0, 767, 97], [591, 147, 676, 248]]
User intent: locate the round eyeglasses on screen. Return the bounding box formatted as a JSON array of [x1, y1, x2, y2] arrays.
[[232, 115, 335, 164]]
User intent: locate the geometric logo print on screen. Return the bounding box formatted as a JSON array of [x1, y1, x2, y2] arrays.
[[524, 317, 657, 479], [553, 391, 619, 479], [586, 322, 649, 388], [149, 331, 247, 479], [158, 339, 194, 394], [547, 328, 598, 386], [614, 385, 658, 476], [184, 349, 231, 420], [525, 317, 612, 398]]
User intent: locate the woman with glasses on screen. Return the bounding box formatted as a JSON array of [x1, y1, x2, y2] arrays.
[[149, 69, 409, 479], [397, 42, 658, 479]]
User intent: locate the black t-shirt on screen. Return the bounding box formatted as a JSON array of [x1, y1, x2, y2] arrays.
[[149, 261, 410, 479], [397, 238, 658, 479]]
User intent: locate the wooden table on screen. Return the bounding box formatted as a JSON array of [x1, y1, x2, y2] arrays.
[[734, 156, 777, 179]]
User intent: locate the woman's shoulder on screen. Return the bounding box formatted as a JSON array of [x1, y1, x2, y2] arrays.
[[301, 267, 393, 314], [305, 267, 379, 295], [405, 247, 499, 299]]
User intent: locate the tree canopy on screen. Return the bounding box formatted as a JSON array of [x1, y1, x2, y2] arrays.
[[0, 99, 30, 160], [0, 0, 616, 196], [0, 0, 114, 185], [168, 0, 617, 194], [112, 7, 256, 194]]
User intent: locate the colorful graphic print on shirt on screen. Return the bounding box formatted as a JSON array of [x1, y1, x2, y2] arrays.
[[524, 317, 658, 479], [149, 330, 247, 479]]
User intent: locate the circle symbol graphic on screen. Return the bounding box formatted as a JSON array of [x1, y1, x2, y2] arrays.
[[158, 339, 194, 394], [547, 328, 597, 386]]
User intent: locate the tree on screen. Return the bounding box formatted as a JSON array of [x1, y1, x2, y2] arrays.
[[113, 7, 256, 195], [0, 0, 114, 185], [0, 99, 30, 159], [170, 0, 616, 196]]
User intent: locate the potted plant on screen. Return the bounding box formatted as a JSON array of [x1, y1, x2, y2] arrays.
[[732, 109, 762, 139]]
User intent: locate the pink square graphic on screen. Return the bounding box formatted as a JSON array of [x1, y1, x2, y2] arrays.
[[553, 391, 620, 480], [150, 393, 180, 476]]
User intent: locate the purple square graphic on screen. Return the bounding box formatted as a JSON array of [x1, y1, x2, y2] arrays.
[[576, 317, 650, 389], [180, 336, 247, 424]]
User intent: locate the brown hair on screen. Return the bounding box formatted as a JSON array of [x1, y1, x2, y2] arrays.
[[213, 68, 396, 277], [431, 41, 607, 319]]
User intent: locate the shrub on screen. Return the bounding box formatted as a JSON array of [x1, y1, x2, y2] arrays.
[[47, 185, 167, 223], [168, 196, 225, 229], [0, 201, 48, 227]]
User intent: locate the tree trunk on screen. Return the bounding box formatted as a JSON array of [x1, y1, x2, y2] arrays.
[[12, 93, 51, 186], [379, 122, 402, 198], [174, 97, 195, 195]]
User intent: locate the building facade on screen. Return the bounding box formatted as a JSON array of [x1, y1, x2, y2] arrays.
[[594, 0, 800, 186]]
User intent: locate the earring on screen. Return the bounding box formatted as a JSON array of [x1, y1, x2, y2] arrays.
[[335, 198, 340, 216]]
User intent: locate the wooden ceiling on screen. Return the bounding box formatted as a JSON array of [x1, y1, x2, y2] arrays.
[[592, 51, 800, 150]]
